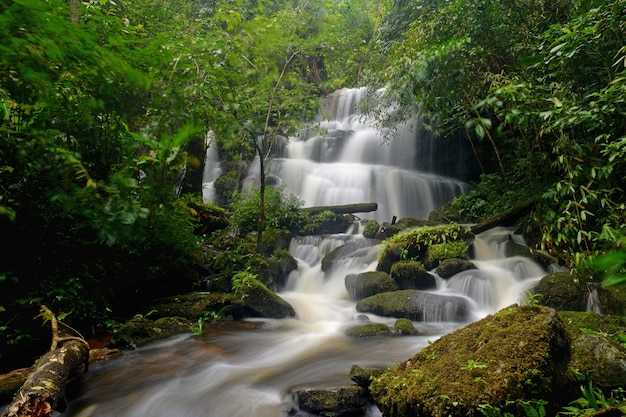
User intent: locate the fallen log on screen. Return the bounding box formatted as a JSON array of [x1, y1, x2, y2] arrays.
[[304, 202, 378, 216], [2, 307, 89, 417], [470, 198, 536, 235]]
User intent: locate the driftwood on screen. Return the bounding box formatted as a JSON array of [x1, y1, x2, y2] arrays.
[[2, 306, 89, 417], [470, 199, 536, 235], [304, 202, 378, 216]]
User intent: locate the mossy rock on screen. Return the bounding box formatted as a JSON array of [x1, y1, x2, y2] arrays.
[[532, 272, 587, 311], [258, 228, 292, 255], [356, 290, 470, 322], [148, 293, 238, 320], [346, 323, 392, 338], [110, 316, 192, 348], [504, 240, 554, 269], [214, 170, 240, 207], [597, 284, 626, 316], [345, 271, 399, 301], [238, 278, 296, 319], [349, 364, 385, 389], [294, 385, 368, 417], [369, 305, 571, 417], [435, 258, 478, 278], [362, 220, 379, 239], [422, 241, 469, 269], [390, 261, 436, 290], [558, 311, 626, 339], [321, 239, 378, 273], [377, 224, 474, 273], [569, 333, 626, 389], [266, 249, 299, 289], [394, 318, 418, 335]]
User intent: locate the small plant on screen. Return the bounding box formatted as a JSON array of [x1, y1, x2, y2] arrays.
[[460, 359, 487, 372], [519, 291, 543, 306], [231, 271, 260, 299], [190, 306, 232, 334]]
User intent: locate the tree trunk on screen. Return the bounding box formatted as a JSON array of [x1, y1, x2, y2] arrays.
[[1, 340, 88, 417], [470, 199, 536, 235], [304, 202, 378, 216]]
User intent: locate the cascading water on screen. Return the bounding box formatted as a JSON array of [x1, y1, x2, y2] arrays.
[[56, 228, 547, 417], [33, 88, 551, 417], [207, 87, 474, 222]]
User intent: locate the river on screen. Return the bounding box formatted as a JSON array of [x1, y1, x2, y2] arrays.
[[57, 88, 548, 417]]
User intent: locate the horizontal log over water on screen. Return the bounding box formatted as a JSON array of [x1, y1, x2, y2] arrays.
[[303, 202, 378, 215]]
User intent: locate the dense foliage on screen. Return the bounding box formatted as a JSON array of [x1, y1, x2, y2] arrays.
[[363, 0, 626, 278]]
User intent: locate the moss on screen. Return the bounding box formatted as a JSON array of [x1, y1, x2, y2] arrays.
[[377, 224, 473, 273], [363, 220, 379, 239], [558, 311, 626, 339], [533, 272, 587, 311], [423, 241, 469, 269], [394, 318, 418, 335], [390, 261, 435, 290], [370, 305, 571, 417], [346, 323, 392, 338]]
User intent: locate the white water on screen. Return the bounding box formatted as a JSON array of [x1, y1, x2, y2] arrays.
[[51, 89, 549, 417], [59, 228, 547, 417]]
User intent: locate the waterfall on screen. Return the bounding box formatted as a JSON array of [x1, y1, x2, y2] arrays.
[[201, 132, 222, 204], [205, 88, 475, 222]]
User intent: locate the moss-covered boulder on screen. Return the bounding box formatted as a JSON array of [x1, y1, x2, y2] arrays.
[[422, 241, 469, 269], [369, 305, 571, 417], [148, 293, 238, 320], [533, 271, 587, 311], [390, 261, 436, 290], [266, 249, 298, 289], [238, 278, 296, 319], [362, 220, 379, 239], [435, 258, 478, 278], [110, 316, 193, 348], [293, 385, 369, 417], [394, 318, 418, 335], [349, 364, 385, 390], [504, 240, 555, 269], [597, 284, 626, 316], [345, 271, 399, 301], [377, 224, 474, 273], [356, 290, 470, 322], [346, 323, 392, 338]]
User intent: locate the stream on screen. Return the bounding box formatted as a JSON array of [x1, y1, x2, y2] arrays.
[[58, 88, 549, 417]]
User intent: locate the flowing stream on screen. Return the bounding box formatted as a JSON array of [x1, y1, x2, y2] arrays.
[[55, 88, 549, 417]]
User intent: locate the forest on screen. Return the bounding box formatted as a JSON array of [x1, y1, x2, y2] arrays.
[[1, 0, 626, 411]]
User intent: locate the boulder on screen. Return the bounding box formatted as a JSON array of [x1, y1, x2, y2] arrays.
[[346, 323, 392, 338], [349, 364, 384, 390], [293, 385, 369, 417], [345, 271, 399, 301], [149, 293, 238, 320], [238, 279, 296, 319], [570, 333, 626, 388], [394, 318, 418, 335], [533, 272, 587, 311], [356, 290, 470, 322], [390, 261, 436, 290], [377, 224, 474, 273], [435, 258, 478, 278], [422, 241, 469, 269], [369, 305, 571, 417], [110, 316, 192, 348], [321, 239, 378, 273], [266, 249, 298, 289]]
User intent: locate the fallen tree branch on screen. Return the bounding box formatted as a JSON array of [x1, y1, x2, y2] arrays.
[[1, 306, 90, 417], [470, 198, 537, 235], [304, 202, 378, 216]]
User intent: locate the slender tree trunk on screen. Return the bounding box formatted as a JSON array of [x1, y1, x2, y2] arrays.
[[256, 141, 266, 252], [69, 0, 80, 24]]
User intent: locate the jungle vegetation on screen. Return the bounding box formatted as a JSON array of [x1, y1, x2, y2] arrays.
[[1, 0, 625, 373]]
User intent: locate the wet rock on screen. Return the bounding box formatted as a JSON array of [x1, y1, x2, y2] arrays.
[[532, 271, 587, 311], [422, 241, 469, 269], [266, 249, 298, 289], [346, 323, 392, 338], [394, 318, 418, 335], [345, 271, 399, 301], [110, 316, 192, 348], [349, 364, 384, 390], [356, 290, 470, 322], [435, 258, 478, 278], [504, 240, 554, 269], [390, 261, 435, 290], [369, 305, 571, 417], [293, 385, 368, 417], [321, 239, 378, 274], [238, 279, 296, 319], [571, 333, 626, 388], [376, 224, 474, 273], [149, 293, 238, 320]]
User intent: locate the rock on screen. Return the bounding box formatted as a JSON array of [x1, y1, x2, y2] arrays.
[[435, 258, 478, 278], [422, 241, 469, 269], [293, 385, 368, 417], [504, 240, 554, 268], [376, 224, 474, 273], [356, 289, 470, 322], [570, 333, 626, 388], [149, 293, 238, 320], [369, 305, 571, 417], [349, 365, 384, 390], [597, 284, 626, 316], [394, 318, 418, 335], [532, 271, 587, 311], [345, 271, 399, 301], [321, 239, 378, 274], [238, 278, 296, 319], [390, 261, 436, 290], [266, 249, 298, 289], [110, 316, 193, 348], [346, 323, 392, 338]]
